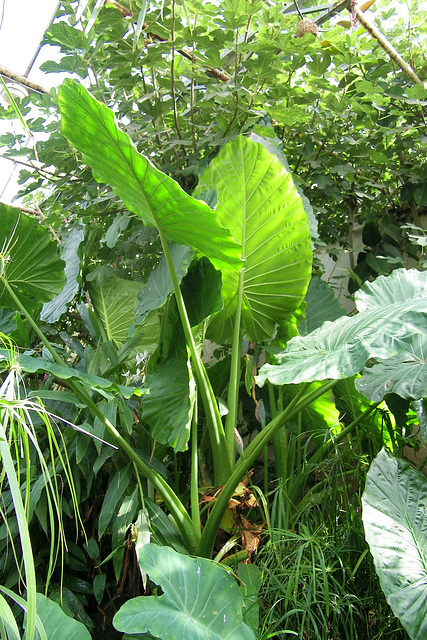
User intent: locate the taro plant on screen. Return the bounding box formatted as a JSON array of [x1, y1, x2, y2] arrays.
[[28, 78, 325, 559]]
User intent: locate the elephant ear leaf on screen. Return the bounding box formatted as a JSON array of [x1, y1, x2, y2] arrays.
[[196, 135, 312, 343], [57, 80, 242, 273], [256, 269, 427, 390], [0, 203, 66, 308], [113, 544, 256, 640], [362, 449, 427, 640]]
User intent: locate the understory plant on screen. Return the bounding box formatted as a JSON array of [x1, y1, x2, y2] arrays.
[[0, 337, 91, 640]]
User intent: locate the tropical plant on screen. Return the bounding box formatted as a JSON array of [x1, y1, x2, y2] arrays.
[[1, 0, 427, 636]]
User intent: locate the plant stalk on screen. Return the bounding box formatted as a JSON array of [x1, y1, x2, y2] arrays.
[[224, 268, 245, 466], [155, 226, 232, 484], [198, 380, 338, 557]]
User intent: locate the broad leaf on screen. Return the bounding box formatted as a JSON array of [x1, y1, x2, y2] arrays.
[[196, 136, 312, 343], [256, 269, 427, 389], [134, 243, 194, 324], [141, 304, 196, 452], [87, 266, 160, 353], [355, 333, 427, 402], [0, 203, 66, 306], [35, 592, 92, 640], [362, 449, 427, 640], [113, 544, 255, 640], [40, 225, 83, 323], [58, 80, 242, 272], [142, 353, 196, 452], [300, 275, 346, 335]]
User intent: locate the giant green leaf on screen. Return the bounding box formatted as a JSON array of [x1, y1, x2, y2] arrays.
[[362, 449, 427, 640], [196, 136, 312, 343], [113, 544, 255, 640], [0, 203, 66, 306], [256, 269, 427, 389], [57, 80, 242, 273]]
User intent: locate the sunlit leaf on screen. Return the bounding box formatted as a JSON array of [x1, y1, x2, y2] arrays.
[[58, 80, 242, 272], [196, 136, 312, 343]]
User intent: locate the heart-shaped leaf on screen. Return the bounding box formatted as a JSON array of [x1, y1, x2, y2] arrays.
[[113, 544, 255, 640], [196, 136, 312, 343], [362, 449, 427, 640], [257, 269, 427, 392]]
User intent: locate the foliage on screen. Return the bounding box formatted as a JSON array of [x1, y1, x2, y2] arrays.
[[113, 544, 255, 639], [363, 449, 427, 640], [1, 0, 427, 638]]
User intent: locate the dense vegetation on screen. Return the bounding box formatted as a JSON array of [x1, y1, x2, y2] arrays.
[[0, 0, 427, 638]]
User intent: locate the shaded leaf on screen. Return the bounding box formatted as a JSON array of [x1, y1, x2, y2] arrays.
[[87, 266, 160, 353], [0, 203, 66, 306], [362, 449, 427, 640], [41, 226, 83, 323], [181, 257, 223, 327], [142, 344, 196, 452], [300, 276, 346, 335], [135, 244, 193, 324], [98, 464, 133, 538]]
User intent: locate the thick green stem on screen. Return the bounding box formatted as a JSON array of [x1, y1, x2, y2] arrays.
[[270, 382, 288, 482], [198, 380, 338, 557], [4, 278, 200, 552], [224, 269, 245, 464], [191, 400, 201, 537], [156, 227, 232, 483]]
